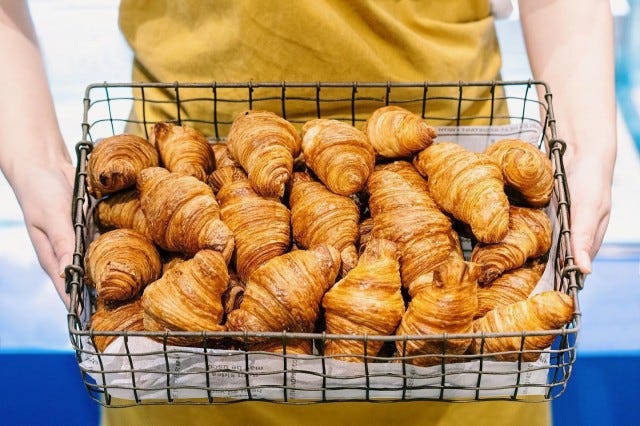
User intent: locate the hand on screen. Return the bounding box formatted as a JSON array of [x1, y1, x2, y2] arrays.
[[563, 152, 613, 275], [12, 160, 76, 309]]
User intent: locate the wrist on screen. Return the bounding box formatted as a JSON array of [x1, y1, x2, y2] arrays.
[[1, 135, 72, 184]]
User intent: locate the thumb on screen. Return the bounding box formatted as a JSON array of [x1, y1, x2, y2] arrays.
[[50, 224, 75, 279], [573, 248, 592, 275], [571, 230, 593, 275]]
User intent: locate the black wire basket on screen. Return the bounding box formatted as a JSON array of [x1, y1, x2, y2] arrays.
[[66, 81, 582, 407]]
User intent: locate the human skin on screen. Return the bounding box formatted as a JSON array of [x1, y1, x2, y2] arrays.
[[520, 0, 617, 274]]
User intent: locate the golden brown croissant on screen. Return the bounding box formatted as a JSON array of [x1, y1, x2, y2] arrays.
[[209, 166, 291, 281], [290, 172, 360, 276], [414, 142, 509, 244], [250, 339, 314, 355], [476, 260, 546, 319], [300, 119, 375, 196], [226, 110, 301, 197], [470, 290, 575, 362], [471, 206, 552, 284], [363, 106, 436, 158], [90, 299, 144, 352], [85, 229, 161, 302], [226, 244, 341, 336], [94, 189, 151, 239], [484, 139, 554, 207], [87, 134, 159, 198], [222, 272, 245, 315], [367, 162, 463, 295], [161, 252, 188, 275], [322, 238, 405, 362], [395, 260, 481, 367], [137, 167, 234, 260], [358, 217, 374, 255], [141, 249, 229, 346], [211, 143, 240, 169], [151, 122, 216, 182]]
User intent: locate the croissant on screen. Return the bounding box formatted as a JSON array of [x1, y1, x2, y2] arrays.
[[300, 119, 375, 196], [485, 139, 554, 207], [226, 244, 341, 337], [470, 290, 575, 362], [322, 238, 405, 362], [471, 206, 552, 284], [210, 166, 291, 281], [250, 339, 314, 355], [141, 249, 229, 346], [476, 260, 546, 319], [85, 229, 161, 301], [367, 162, 463, 295], [363, 106, 436, 158], [226, 110, 301, 197], [161, 253, 187, 275], [137, 167, 234, 260], [395, 260, 481, 367], [151, 122, 216, 182], [90, 299, 144, 352], [94, 189, 151, 239], [358, 217, 374, 255], [414, 142, 509, 243], [211, 144, 240, 169], [87, 134, 159, 198], [222, 272, 246, 315], [290, 172, 360, 276]]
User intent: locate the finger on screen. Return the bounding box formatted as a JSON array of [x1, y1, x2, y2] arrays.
[[570, 209, 611, 276], [27, 226, 71, 309]]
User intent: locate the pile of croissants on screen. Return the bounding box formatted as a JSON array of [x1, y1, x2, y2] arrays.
[[86, 106, 574, 365]]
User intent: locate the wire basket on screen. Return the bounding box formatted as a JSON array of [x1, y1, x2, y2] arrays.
[[66, 81, 582, 407]]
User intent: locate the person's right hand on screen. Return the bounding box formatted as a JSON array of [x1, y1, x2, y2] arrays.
[[11, 160, 76, 309]]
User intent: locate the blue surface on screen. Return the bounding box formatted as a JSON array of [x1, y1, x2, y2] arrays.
[[0, 351, 637, 426], [0, 352, 99, 426], [553, 353, 640, 426]]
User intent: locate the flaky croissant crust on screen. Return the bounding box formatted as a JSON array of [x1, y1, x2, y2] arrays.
[[485, 139, 554, 207], [364, 106, 436, 158], [476, 260, 546, 319], [211, 166, 291, 281], [138, 167, 234, 260], [395, 260, 481, 366], [142, 249, 229, 338], [414, 142, 509, 244], [290, 172, 360, 276], [471, 206, 552, 284], [301, 119, 375, 196], [226, 245, 341, 337], [85, 228, 162, 302], [95, 189, 151, 239], [470, 290, 574, 362], [87, 134, 159, 198], [226, 110, 301, 198], [152, 122, 216, 182], [90, 299, 144, 352], [367, 162, 462, 294], [322, 238, 404, 361]]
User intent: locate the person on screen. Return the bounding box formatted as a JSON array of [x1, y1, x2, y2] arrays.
[[0, 0, 616, 425]]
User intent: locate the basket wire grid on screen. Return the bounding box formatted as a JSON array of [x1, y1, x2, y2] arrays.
[[66, 81, 582, 407]]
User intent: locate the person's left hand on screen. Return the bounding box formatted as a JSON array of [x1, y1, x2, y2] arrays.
[[563, 150, 613, 275], [12, 160, 76, 309]]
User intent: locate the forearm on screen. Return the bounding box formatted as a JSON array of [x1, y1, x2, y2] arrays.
[[519, 0, 616, 168], [0, 1, 70, 187], [0, 1, 75, 308], [519, 0, 617, 270]]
